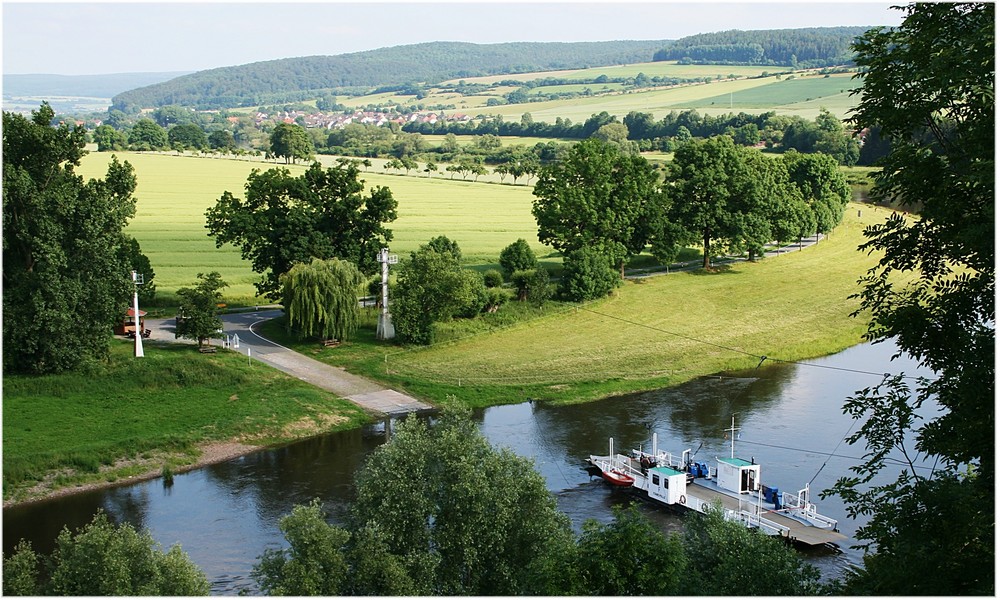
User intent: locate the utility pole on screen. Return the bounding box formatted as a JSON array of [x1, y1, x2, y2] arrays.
[[132, 270, 145, 358], [376, 247, 397, 340]]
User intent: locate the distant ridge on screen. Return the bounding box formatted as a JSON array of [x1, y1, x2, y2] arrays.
[[111, 40, 670, 110], [3, 72, 193, 99]]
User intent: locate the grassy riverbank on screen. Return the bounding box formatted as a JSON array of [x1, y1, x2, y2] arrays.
[[263, 202, 904, 408], [2, 341, 370, 505]]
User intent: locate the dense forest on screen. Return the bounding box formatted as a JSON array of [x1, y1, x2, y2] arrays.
[[653, 27, 871, 67], [111, 41, 669, 111]]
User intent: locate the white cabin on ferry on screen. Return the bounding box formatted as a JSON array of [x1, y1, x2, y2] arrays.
[[646, 466, 689, 505], [716, 457, 760, 494]]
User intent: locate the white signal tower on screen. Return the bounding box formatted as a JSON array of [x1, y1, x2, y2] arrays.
[[132, 270, 145, 358], [376, 248, 397, 340]]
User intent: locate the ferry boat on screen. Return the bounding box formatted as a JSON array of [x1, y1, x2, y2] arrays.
[[586, 416, 847, 549]]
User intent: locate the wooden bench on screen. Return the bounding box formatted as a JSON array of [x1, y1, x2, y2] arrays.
[[198, 346, 217, 354], [322, 339, 341, 348]]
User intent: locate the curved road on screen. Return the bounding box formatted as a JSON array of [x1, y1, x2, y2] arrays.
[[144, 310, 433, 417]]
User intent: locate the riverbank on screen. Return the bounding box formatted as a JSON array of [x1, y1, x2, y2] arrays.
[[2, 342, 371, 507], [267, 203, 901, 408]]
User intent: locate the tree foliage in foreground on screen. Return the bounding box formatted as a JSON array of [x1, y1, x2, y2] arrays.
[[825, 3, 994, 595], [281, 257, 364, 341], [205, 161, 397, 298], [3, 511, 209, 596], [3, 103, 138, 374]]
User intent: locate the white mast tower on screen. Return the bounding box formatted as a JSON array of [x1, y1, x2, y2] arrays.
[[131, 270, 145, 358], [376, 248, 397, 340]]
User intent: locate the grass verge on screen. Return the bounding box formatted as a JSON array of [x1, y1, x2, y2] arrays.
[[2, 340, 370, 505]]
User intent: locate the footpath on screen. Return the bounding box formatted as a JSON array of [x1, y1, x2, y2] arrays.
[[144, 310, 433, 417]]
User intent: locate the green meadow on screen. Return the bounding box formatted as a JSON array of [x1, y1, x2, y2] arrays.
[[76, 151, 548, 301], [2, 341, 370, 503], [266, 202, 901, 408]]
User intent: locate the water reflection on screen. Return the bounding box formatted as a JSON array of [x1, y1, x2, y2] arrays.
[[3, 341, 932, 594]]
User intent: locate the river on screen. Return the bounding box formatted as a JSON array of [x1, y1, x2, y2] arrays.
[[3, 340, 933, 594]]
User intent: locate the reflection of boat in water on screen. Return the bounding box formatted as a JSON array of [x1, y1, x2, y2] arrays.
[[586, 416, 847, 549]]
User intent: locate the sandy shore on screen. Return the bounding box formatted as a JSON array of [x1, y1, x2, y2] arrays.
[[3, 440, 260, 509]]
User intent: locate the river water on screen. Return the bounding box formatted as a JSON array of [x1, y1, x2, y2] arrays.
[[3, 340, 933, 594]]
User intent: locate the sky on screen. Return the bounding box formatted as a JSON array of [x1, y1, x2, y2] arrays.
[[2, 1, 905, 76]]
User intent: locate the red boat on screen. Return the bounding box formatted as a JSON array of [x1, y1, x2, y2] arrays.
[[601, 467, 635, 487]]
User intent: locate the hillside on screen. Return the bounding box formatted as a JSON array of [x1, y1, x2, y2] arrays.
[[111, 40, 670, 110]]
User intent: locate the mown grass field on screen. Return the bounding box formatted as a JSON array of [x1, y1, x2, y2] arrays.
[[265, 202, 902, 408], [2, 341, 370, 503], [76, 151, 549, 302]]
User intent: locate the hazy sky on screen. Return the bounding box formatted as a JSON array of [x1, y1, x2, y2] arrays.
[[2, 1, 905, 76]]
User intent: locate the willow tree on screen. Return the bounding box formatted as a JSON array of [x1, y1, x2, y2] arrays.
[[281, 258, 364, 341]]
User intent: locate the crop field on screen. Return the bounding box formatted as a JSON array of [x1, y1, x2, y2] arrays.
[[676, 73, 861, 109], [442, 61, 778, 85], [455, 71, 860, 122], [75, 151, 546, 301]]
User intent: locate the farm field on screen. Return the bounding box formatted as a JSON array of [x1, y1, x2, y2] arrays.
[[457, 71, 856, 123], [441, 61, 779, 85], [675, 73, 860, 109], [76, 151, 547, 301]]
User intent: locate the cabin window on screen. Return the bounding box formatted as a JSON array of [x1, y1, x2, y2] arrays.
[[651, 474, 660, 486]]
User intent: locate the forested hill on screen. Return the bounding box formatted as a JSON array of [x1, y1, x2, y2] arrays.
[[653, 26, 871, 67], [111, 40, 669, 110]]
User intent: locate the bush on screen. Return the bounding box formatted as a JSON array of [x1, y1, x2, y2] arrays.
[[3, 511, 210, 596], [482, 269, 504, 288], [559, 247, 620, 301], [499, 239, 538, 279]]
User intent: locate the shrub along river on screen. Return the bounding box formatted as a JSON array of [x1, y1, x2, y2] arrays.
[[4, 340, 933, 594]]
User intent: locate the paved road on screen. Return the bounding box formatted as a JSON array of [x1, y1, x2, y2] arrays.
[[145, 310, 433, 417]]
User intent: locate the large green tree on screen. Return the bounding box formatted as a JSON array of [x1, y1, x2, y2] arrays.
[[269, 122, 313, 164], [127, 118, 168, 150], [175, 271, 228, 347], [349, 409, 577, 595], [661, 136, 748, 269], [167, 122, 208, 150], [532, 138, 660, 278], [825, 3, 994, 595], [391, 243, 486, 345], [782, 150, 851, 235], [280, 257, 364, 341], [3, 103, 138, 374], [3, 511, 209, 596], [205, 161, 397, 298]]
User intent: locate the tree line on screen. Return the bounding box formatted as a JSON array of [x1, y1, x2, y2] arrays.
[[654, 26, 872, 68]]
